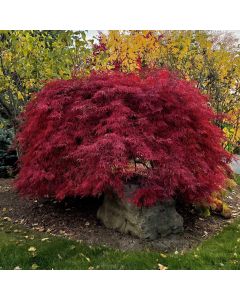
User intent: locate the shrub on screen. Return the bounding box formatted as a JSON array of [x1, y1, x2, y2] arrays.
[[0, 128, 18, 178], [15, 70, 231, 206]]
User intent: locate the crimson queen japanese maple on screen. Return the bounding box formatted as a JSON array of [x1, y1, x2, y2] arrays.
[[15, 70, 231, 206]]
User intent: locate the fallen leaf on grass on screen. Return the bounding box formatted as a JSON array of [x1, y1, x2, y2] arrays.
[[158, 263, 168, 270], [160, 253, 167, 258], [3, 217, 11, 222], [28, 246, 36, 252], [41, 238, 49, 242], [31, 263, 39, 270], [80, 253, 91, 262]]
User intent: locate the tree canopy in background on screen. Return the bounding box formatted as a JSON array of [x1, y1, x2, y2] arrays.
[[0, 30, 91, 131]]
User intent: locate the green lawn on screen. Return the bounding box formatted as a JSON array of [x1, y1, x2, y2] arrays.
[[0, 216, 240, 270]]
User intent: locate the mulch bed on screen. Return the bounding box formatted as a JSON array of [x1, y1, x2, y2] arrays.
[[0, 178, 240, 252]]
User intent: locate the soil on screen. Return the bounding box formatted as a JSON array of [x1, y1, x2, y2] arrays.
[[0, 178, 240, 252]]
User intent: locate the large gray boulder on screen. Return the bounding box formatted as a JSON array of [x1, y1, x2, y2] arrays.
[[97, 184, 184, 240]]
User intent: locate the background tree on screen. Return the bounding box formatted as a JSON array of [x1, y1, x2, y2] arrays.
[[156, 31, 240, 151], [92, 30, 161, 71], [0, 30, 92, 132]]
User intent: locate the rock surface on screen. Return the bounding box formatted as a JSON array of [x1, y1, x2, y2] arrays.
[[97, 184, 184, 239]]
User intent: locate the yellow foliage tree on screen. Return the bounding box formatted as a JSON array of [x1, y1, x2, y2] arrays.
[[92, 30, 161, 72], [0, 30, 91, 131]]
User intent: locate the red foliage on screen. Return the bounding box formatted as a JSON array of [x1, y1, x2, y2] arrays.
[[93, 34, 107, 56], [15, 70, 231, 206]]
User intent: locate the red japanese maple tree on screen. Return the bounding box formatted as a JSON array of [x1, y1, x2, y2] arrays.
[[15, 70, 231, 206]]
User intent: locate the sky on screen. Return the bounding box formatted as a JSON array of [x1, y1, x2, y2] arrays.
[[232, 30, 240, 39]]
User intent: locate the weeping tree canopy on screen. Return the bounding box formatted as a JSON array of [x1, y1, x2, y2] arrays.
[[15, 70, 231, 206]]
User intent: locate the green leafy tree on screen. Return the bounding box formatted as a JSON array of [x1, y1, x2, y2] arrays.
[[0, 30, 91, 131]]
